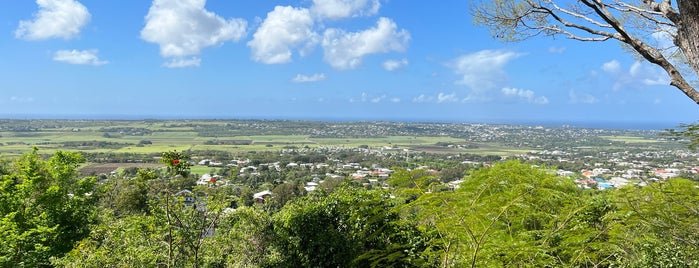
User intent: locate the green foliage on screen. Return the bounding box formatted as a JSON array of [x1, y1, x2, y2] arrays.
[[407, 161, 586, 267], [388, 168, 440, 203], [609, 179, 699, 266], [10, 147, 699, 268], [272, 185, 432, 267], [663, 123, 699, 150], [203, 207, 279, 267], [0, 148, 96, 267], [161, 150, 192, 178], [52, 213, 166, 267]]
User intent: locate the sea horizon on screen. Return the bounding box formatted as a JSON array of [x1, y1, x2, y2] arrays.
[[0, 113, 688, 131]]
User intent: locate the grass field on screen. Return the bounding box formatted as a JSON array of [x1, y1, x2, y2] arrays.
[[1, 122, 510, 158], [600, 135, 659, 144]]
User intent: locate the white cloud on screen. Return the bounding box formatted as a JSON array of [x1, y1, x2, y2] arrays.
[[437, 93, 459, 103], [602, 60, 669, 90], [449, 50, 522, 91], [412, 94, 431, 103], [371, 95, 386, 103], [569, 90, 599, 104], [16, 0, 90, 40], [601, 60, 621, 73], [53, 49, 108, 65], [311, 0, 380, 20], [501, 87, 548, 104], [322, 17, 410, 70], [383, 58, 408, 71], [412, 92, 460, 103], [141, 0, 247, 66], [248, 6, 317, 64], [291, 73, 326, 83], [349, 92, 397, 103], [163, 57, 201, 68]]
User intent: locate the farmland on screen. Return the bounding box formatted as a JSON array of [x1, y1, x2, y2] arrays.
[[0, 119, 549, 158], [0, 119, 688, 179]]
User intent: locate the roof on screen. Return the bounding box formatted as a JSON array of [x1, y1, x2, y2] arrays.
[[253, 190, 273, 199]]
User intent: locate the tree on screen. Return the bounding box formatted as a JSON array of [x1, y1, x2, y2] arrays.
[[0, 149, 97, 267], [471, 0, 699, 104], [272, 185, 433, 267], [406, 161, 609, 267], [609, 178, 699, 266]]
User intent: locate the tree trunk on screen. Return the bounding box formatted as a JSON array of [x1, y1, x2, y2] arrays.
[[677, 0, 699, 76]]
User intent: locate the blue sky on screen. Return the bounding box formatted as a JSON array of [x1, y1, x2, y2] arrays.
[[1, 0, 698, 127]]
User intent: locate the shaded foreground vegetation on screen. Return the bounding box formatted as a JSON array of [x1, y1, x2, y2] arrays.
[[1, 149, 698, 267]]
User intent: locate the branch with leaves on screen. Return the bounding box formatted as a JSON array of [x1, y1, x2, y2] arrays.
[[472, 0, 699, 104]]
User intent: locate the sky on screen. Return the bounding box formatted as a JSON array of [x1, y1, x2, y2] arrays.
[[1, 0, 699, 128]]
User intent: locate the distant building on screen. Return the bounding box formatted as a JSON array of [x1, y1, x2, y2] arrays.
[[253, 190, 273, 203]]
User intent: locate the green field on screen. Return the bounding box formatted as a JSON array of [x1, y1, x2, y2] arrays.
[[0, 120, 522, 158], [600, 135, 659, 144]]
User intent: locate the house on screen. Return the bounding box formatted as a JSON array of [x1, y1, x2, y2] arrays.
[[253, 190, 273, 203], [304, 182, 319, 192], [448, 180, 464, 190]]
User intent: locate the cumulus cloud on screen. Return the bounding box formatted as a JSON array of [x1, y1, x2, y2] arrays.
[[501, 87, 549, 104], [248, 6, 318, 64], [449, 50, 522, 91], [310, 0, 380, 20], [141, 0, 247, 66], [322, 17, 410, 70], [601, 60, 621, 73], [53, 49, 108, 65], [630, 61, 670, 85], [291, 73, 326, 83], [601, 60, 669, 90], [383, 58, 408, 71], [16, 0, 90, 40]]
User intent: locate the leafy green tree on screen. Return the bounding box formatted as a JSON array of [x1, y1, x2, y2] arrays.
[[388, 168, 440, 203], [56, 172, 233, 268], [202, 207, 280, 267], [52, 213, 166, 267], [272, 185, 433, 267], [0, 148, 96, 267], [407, 161, 591, 267], [609, 178, 699, 266], [663, 123, 699, 150], [112, 168, 157, 216], [267, 181, 305, 212]]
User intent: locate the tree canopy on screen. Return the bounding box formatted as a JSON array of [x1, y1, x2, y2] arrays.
[[472, 0, 699, 105]]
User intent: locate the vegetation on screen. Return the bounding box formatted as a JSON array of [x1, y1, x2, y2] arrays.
[[0, 148, 695, 267], [0, 120, 696, 266], [471, 0, 699, 104]]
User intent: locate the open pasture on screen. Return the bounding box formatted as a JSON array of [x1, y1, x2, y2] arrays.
[[0, 120, 493, 158], [600, 135, 660, 144]]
